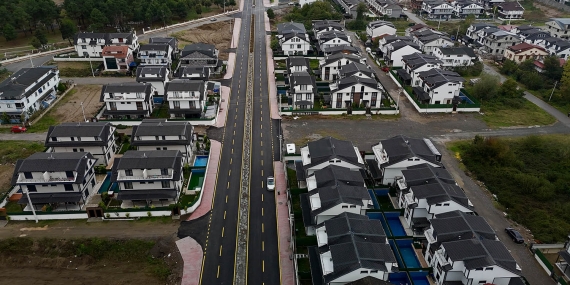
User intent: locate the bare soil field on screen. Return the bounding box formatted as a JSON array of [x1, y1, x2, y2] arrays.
[[53, 84, 104, 123], [534, 2, 567, 18], [172, 21, 233, 60]]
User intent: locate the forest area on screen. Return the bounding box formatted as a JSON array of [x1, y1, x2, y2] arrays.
[[0, 0, 236, 46], [451, 135, 570, 244]]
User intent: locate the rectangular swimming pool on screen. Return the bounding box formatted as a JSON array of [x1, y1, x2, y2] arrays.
[[368, 190, 380, 209], [388, 272, 411, 285], [409, 272, 430, 285], [385, 212, 407, 237], [193, 155, 209, 167], [396, 239, 421, 269], [188, 169, 206, 190]]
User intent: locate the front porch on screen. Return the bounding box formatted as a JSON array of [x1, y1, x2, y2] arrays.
[[17, 192, 85, 212], [116, 189, 179, 209]]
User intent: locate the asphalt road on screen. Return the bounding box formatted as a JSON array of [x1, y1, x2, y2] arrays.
[[247, 2, 280, 284]]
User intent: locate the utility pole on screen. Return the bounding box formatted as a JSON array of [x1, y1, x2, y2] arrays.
[[549, 81, 558, 102]]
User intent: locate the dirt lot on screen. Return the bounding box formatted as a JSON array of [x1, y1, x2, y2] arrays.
[[172, 21, 233, 60], [534, 2, 567, 18], [53, 85, 104, 123]]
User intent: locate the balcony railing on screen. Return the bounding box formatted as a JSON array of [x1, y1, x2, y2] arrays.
[[18, 177, 75, 183], [118, 174, 173, 180]]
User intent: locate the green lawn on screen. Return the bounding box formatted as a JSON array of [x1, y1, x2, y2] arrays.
[[151, 104, 169, 118], [4, 201, 22, 213], [309, 59, 319, 70], [179, 194, 197, 207], [0, 141, 45, 164], [479, 100, 556, 128], [276, 73, 285, 81], [287, 168, 298, 189], [386, 19, 413, 35], [119, 143, 131, 154]]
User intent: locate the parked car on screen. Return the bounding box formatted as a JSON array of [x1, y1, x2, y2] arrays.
[[10, 126, 27, 133], [381, 67, 390, 72], [267, 176, 275, 191], [505, 228, 525, 244], [210, 18, 217, 21]]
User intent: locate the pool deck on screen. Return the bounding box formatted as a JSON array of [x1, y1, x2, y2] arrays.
[[399, 216, 414, 236]]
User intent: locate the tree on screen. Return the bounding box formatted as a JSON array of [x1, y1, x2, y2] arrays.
[[543, 55, 563, 82], [472, 73, 499, 101], [2, 24, 17, 41], [499, 79, 524, 99], [500, 59, 518, 76], [60, 18, 77, 45], [195, 4, 202, 14], [89, 8, 107, 31], [557, 61, 570, 101], [356, 2, 367, 21], [34, 28, 48, 46], [30, 37, 42, 49], [267, 8, 275, 20], [175, 1, 189, 19]]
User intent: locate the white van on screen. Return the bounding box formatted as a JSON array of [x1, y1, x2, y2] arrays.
[[288, 2, 295, 5]]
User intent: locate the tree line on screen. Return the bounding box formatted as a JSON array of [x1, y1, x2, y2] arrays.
[[1, 0, 236, 44]]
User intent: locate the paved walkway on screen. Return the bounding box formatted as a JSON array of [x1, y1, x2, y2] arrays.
[[525, 92, 570, 128], [215, 87, 231, 128], [264, 13, 281, 120], [176, 237, 204, 285], [61, 77, 136, 84], [274, 161, 294, 285], [188, 140, 221, 221], [0, 132, 46, 141]]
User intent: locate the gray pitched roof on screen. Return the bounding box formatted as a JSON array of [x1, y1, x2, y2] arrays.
[[277, 22, 306, 35], [309, 184, 371, 217], [111, 150, 183, 182], [335, 76, 380, 92], [165, 79, 205, 93], [131, 119, 193, 146], [389, 40, 420, 52], [418, 69, 465, 88], [286, 56, 310, 70], [402, 53, 442, 70], [376, 135, 442, 167], [312, 165, 365, 188], [136, 66, 169, 82], [282, 31, 309, 42], [320, 213, 387, 247], [0, 66, 57, 100], [305, 137, 363, 169], [322, 45, 361, 55], [324, 53, 362, 65], [401, 163, 452, 187], [313, 20, 343, 32], [411, 181, 470, 208], [383, 35, 413, 45], [367, 20, 396, 30], [99, 83, 153, 102], [181, 43, 217, 58], [430, 211, 496, 245], [339, 62, 373, 78], [45, 122, 113, 147], [73, 32, 107, 45], [319, 31, 349, 42], [176, 66, 211, 80], [139, 43, 169, 52], [442, 239, 520, 274], [108, 32, 135, 44], [12, 152, 95, 185], [148, 37, 177, 50], [289, 71, 315, 94], [437, 47, 477, 57]]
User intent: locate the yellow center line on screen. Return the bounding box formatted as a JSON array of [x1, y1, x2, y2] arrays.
[[262, 223, 264, 233], [262, 208, 264, 216], [262, 194, 264, 202], [261, 169, 264, 176], [261, 133, 263, 138], [261, 150, 263, 155], [261, 160, 263, 166], [262, 241, 264, 251], [217, 265, 220, 278], [231, 148, 234, 154], [233, 130, 235, 135], [226, 195, 228, 203], [261, 125, 263, 130], [219, 245, 223, 256], [230, 158, 232, 164], [262, 260, 265, 272], [261, 141, 263, 146], [229, 169, 231, 176], [232, 139, 234, 144], [224, 211, 226, 219], [222, 227, 225, 237], [227, 182, 230, 189]]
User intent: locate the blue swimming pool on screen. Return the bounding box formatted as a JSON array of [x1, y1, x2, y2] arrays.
[[368, 190, 380, 209], [97, 173, 119, 194], [194, 155, 209, 167], [410, 272, 430, 285], [396, 239, 421, 269], [389, 272, 411, 285], [374, 188, 390, 196], [385, 212, 407, 237]]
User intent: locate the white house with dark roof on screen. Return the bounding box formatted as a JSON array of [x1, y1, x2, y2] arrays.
[[400, 53, 443, 86], [12, 152, 98, 211], [74, 32, 139, 58], [305, 164, 365, 191], [312, 20, 344, 38], [300, 182, 372, 234], [111, 150, 184, 207], [411, 30, 454, 54], [286, 56, 310, 74], [338, 62, 374, 80], [131, 119, 194, 164], [320, 53, 366, 81], [463, 23, 496, 46], [148, 37, 178, 56], [396, 164, 474, 229], [384, 40, 422, 67], [452, 0, 484, 18], [277, 22, 306, 35], [0, 66, 60, 123], [179, 43, 220, 72], [322, 45, 361, 57], [424, 210, 497, 267], [433, 239, 521, 285], [433, 46, 477, 67], [308, 212, 397, 285], [108, 32, 139, 52], [289, 71, 316, 110], [371, 135, 442, 185], [138, 43, 173, 66], [318, 31, 351, 51], [414, 69, 465, 104], [300, 137, 365, 177], [176, 66, 210, 81], [496, 1, 524, 21], [329, 76, 385, 109], [379, 35, 415, 53], [279, 31, 312, 55], [100, 83, 155, 119], [422, 0, 454, 19], [546, 18, 570, 39], [366, 20, 397, 40], [45, 122, 117, 166], [136, 66, 170, 96], [165, 79, 206, 119]]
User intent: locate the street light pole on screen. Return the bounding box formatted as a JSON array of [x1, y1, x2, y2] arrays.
[[548, 81, 558, 102], [397, 88, 402, 112], [29, 53, 34, 68]]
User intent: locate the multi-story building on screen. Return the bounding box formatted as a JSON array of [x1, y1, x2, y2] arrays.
[[411, 29, 454, 54], [312, 20, 344, 38], [165, 79, 206, 119], [136, 66, 170, 96], [329, 76, 385, 109], [304, 165, 365, 191], [286, 56, 310, 74], [12, 152, 98, 211], [300, 137, 365, 177], [401, 53, 443, 86], [317, 30, 351, 51], [452, 0, 484, 18], [74, 31, 139, 58], [131, 119, 194, 164], [102, 46, 134, 71], [496, 1, 525, 21], [176, 66, 211, 81], [100, 83, 155, 119], [384, 40, 422, 67], [504, 42, 549, 63], [279, 31, 312, 56], [320, 53, 366, 81], [546, 18, 570, 39], [0, 66, 60, 123], [422, 0, 454, 19], [179, 43, 221, 72], [366, 20, 397, 40], [138, 43, 173, 66], [414, 69, 465, 104], [479, 30, 521, 56], [289, 71, 316, 110], [45, 122, 117, 166], [111, 150, 184, 207], [433, 46, 478, 67]]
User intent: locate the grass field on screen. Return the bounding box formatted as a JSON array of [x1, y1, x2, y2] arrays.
[[478, 99, 556, 128], [0, 141, 46, 194]]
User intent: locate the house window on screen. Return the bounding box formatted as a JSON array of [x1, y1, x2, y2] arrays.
[[27, 185, 37, 192], [124, 182, 133, 189], [174, 101, 180, 107], [443, 203, 450, 206], [64, 184, 74, 191], [125, 169, 133, 176], [73, 148, 78, 152], [435, 203, 442, 206], [306, 94, 312, 100], [161, 168, 169, 175], [161, 181, 170, 188], [370, 270, 378, 273], [485, 267, 494, 271], [156, 147, 161, 150], [475, 268, 483, 271], [24, 172, 33, 179], [336, 101, 342, 108], [70, 137, 75, 141], [360, 270, 368, 274]]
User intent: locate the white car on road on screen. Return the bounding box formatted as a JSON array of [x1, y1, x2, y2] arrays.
[[267, 176, 275, 191]]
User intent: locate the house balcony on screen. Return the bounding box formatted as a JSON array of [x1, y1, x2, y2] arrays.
[[396, 178, 407, 190], [372, 145, 389, 164], [424, 228, 436, 244], [169, 95, 201, 100], [105, 96, 145, 101], [18, 173, 76, 183], [434, 249, 451, 269], [117, 174, 173, 181], [404, 193, 417, 208]]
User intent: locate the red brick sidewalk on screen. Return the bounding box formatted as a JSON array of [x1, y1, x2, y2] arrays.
[[176, 237, 203, 285], [264, 14, 281, 120], [215, 87, 230, 128], [274, 161, 295, 285], [188, 140, 221, 221]]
